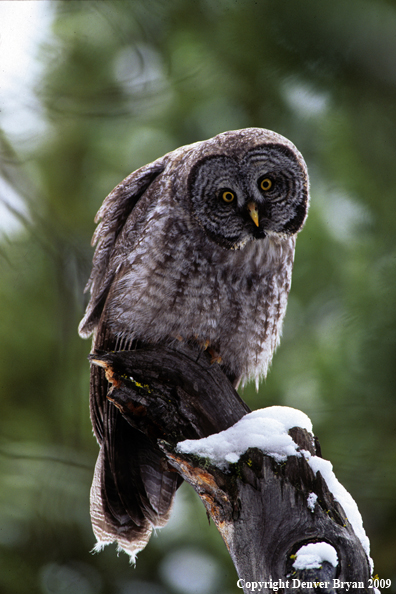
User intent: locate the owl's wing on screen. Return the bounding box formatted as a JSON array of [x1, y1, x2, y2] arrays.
[[79, 156, 169, 339], [79, 154, 182, 559], [81, 153, 171, 441]]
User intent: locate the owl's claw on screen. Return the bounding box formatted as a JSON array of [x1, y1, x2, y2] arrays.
[[195, 337, 222, 365], [208, 348, 222, 365], [194, 336, 210, 351]]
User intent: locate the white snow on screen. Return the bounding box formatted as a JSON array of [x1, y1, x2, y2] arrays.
[[176, 406, 312, 470], [292, 542, 338, 570], [177, 405, 373, 571], [307, 492, 318, 512], [302, 450, 373, 570]]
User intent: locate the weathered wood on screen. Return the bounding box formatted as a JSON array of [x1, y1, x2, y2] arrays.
[[91, 344, 374, 593], [90, 343, 250, 442], [161, 446, 372, 592]]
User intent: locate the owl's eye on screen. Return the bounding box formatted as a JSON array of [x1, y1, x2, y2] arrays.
[[221, 190, 235, 203], [259, 177, 273, 192]]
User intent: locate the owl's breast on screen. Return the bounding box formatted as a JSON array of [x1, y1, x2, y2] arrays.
[[106, 211, 295, 384], [200, 236, 295, 382]]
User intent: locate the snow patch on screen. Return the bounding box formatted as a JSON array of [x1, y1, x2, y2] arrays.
[[302, 450, 373, 570], [177, 405, 373, 571], [176, 406, 312, 470], [293, 542, 338, 570], [307, 492, 318, 512]]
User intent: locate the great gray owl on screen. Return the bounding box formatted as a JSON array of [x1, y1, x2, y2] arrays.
[[79, 127, 309, 559]]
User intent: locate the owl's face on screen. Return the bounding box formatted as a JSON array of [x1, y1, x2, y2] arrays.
[[187, 142, 308, 249]]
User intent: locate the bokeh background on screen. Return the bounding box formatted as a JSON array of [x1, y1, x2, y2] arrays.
[[1, 1, 396, 593]]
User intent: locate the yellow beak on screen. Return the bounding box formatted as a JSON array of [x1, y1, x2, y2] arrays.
[[247, 202, 259, 227]]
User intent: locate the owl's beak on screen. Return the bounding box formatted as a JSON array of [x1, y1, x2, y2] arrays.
[[247, 202, 259, 227]]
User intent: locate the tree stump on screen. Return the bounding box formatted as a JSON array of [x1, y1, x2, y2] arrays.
[[90, 342, 375, 593]]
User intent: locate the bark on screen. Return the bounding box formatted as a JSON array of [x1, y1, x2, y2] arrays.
[[90, 342, 374, 594]]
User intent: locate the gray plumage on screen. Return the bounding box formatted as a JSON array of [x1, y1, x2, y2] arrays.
[[79, 127, 309, 559]]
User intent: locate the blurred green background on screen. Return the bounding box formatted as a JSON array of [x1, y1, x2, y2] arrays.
[[1, 1, 395, 593]]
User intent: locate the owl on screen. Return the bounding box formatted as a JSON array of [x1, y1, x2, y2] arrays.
[[79, 128, 309, 559]]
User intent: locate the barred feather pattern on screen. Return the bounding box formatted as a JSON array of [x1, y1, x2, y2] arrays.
[[79, 128, 309, 559]]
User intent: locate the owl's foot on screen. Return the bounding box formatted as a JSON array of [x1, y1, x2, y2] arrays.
[[202, 339, 210, 350], [195, 337, 222, 365], [208, 347, 222, 365], [194, 336, 210, 351]]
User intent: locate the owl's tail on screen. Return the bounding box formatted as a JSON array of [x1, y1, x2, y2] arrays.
[[88, 337, 181, 562], [90, 402, 181, 562]]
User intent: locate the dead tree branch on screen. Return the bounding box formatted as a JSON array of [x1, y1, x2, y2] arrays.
[[91, 343, 374, 593]]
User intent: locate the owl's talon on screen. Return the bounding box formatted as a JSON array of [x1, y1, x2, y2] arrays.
[[194, 336, 211, 351], [208, 348, 222, 365], [211, 355, 222, 365]]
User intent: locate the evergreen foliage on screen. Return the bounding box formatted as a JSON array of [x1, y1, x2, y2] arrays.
[[1, 1, 395, 592]]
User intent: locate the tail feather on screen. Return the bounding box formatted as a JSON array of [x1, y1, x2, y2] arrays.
[[138, 447, 182, 519], [88, 321, 181, 558], [90, 386, 181, 558], [90, 447, 153, 562]]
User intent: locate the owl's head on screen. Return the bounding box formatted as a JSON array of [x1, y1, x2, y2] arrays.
[[183, 128, 309, 250]]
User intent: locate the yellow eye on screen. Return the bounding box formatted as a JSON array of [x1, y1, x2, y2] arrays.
[[259, 178, 272, 191], [221, 190, 235, 203]]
